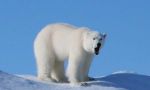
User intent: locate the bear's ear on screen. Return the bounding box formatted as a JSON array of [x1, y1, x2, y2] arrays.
[[103, 33, 107, 38], [86, 31, 91, 35]]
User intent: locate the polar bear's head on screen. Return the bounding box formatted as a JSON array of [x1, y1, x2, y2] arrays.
[[83, 31, 106, 55]]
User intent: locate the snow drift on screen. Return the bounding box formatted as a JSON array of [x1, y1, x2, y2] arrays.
[[0, 70, 150, 90]]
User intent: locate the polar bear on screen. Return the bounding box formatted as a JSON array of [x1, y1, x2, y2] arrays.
[[34, 23, 106, 85]]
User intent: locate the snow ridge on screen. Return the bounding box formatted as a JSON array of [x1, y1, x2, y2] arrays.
[[0, 70, 150, 90]]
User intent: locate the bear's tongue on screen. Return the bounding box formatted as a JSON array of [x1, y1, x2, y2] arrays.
[[95, 43, 101, 55]]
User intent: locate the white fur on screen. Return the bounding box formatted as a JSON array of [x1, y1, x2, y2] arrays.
[[34, 23, 106, 85]]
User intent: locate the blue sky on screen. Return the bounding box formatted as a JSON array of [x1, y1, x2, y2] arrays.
[[0, 0, 150, 77]]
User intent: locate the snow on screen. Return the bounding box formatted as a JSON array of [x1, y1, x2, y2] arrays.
[[0, 70, 150, 90]]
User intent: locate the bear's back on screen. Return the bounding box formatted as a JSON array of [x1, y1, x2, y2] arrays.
[[35, 23, 77, 43], [44, 23, 77, 32], [45, 23, 77, 60]]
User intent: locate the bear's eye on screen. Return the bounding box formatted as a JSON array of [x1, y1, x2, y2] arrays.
[[93, 38, 96, 40]]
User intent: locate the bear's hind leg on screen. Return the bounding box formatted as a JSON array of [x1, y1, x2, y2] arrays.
[[36, 55, 56, 82]]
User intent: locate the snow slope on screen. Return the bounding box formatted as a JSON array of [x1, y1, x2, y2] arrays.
[[0, 70, 150, 90]]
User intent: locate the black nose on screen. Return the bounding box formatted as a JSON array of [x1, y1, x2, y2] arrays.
[[97, 43, 101, 48], [95, 43, 101, 55]]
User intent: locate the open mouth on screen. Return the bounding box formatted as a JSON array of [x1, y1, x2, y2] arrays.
[[95, 43, 101, 55]]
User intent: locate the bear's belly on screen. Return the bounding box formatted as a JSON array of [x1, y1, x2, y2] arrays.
[[52, 38, 70, 61], [53, 46, 69, 61], [52, 30, 71, 61]]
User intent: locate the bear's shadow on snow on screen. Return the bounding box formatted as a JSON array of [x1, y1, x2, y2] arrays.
[[87, 73, 150, 90]]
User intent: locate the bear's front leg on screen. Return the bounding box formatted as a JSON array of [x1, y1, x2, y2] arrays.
[[66, 56, 82, 85], [80, 56, 94, 82]]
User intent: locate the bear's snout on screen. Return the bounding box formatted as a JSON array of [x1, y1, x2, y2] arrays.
[[95, 43, 101, 55]]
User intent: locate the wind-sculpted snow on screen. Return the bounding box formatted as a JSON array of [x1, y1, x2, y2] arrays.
[[99, 73, 150, 90], [0, 71, 51, 90], [0, 70, 150, 90]]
